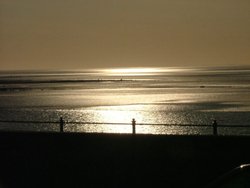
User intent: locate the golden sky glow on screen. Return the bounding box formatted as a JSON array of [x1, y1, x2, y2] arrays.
[[0, 0, 250, 70]]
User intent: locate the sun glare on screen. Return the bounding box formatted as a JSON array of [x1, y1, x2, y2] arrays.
[[102, 67, 189, 76], [103, 68, 163, 76]]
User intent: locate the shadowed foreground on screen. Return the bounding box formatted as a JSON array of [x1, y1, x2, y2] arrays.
[[0, 132, 250, 188]]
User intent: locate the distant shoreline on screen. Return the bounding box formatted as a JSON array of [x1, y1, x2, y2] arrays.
[[0, 79, 133, 84]]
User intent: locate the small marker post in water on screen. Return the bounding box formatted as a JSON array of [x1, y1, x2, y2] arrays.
[[132, 118, 136, 135], [60, 117, 64, 133]]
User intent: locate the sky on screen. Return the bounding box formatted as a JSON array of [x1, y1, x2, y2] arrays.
[[0, 0, 250, 70]]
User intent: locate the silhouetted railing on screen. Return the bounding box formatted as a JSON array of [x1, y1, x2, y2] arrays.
[[0, 118, 250, 135]]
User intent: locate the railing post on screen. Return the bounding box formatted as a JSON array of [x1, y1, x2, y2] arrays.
[[132, 118, 136, 135], [212, 120, 218, 136], [60, 117, 64, 133]]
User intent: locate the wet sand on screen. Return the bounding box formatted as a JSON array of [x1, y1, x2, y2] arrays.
[[0, 131, 250, 188]]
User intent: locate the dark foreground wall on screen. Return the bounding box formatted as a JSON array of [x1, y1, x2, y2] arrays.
[[0, 132, 250, 188]]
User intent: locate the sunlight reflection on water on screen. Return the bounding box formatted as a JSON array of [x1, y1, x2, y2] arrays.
[[58, 105, 214, 135], [66, 106, 152, 134], [1, 67, 250, 135]]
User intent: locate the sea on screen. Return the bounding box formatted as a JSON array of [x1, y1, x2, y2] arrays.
[[0, 66, 250, 135]]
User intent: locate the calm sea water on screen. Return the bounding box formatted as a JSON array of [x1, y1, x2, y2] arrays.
[[0, 67, 250, 135]]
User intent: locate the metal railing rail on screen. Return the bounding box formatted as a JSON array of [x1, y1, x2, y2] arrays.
[[0, 119, 249, 135], [0, 120, 249, 127]]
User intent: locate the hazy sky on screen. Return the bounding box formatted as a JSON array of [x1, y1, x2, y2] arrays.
[[0, 0, 250, 70]]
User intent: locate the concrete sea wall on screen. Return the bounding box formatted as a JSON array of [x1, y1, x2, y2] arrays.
[[0, 131, 250, 188]]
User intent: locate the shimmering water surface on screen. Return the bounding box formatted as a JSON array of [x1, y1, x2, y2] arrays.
[[0, 67, 250, 135]]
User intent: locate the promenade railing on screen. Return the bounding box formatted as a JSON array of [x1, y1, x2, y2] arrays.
[[0, 118, 250, 135]]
